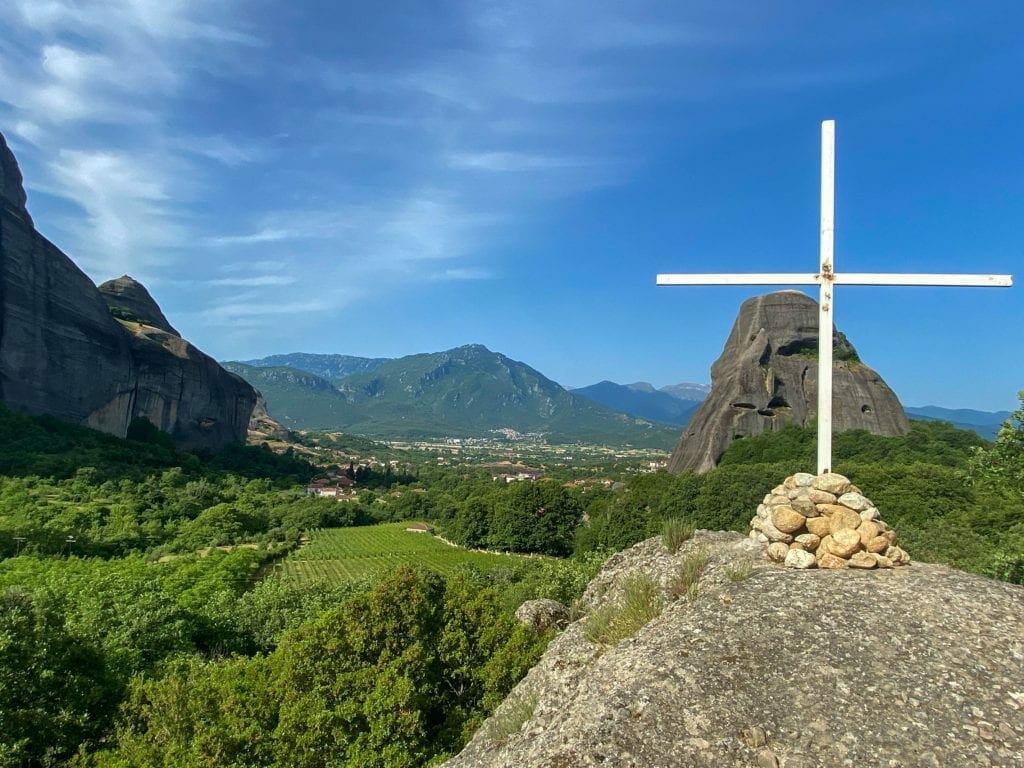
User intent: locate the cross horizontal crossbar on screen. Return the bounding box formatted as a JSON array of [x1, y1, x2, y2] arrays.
[[656, 273, 1013, 287]]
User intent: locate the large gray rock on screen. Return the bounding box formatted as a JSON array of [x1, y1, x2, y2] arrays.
[[668, 291, 910, 473], [98, 275, 179, 335], [0, 131, 255, 449], [443, 533, 1024, 768], [248, 391, 294, 443]]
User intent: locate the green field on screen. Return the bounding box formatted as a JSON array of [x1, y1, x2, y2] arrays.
[[272, 522, 535, 585]]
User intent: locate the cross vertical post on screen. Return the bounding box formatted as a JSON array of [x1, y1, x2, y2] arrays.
[[818, 120, 835, 474], [655, 119, 1012, 475]]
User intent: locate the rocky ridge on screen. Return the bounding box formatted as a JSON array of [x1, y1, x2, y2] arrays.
[[444, 531, 1024, 768], [668, 291, 910, 473], [99, 275, 180, 335], [0, 131, 255, 449], [247, 392, 295, 444]]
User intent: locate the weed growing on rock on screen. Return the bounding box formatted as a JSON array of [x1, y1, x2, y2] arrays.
[[485, 691, 539, 743], [661, 518, 694, 553], [724, 560, 753, 582], [584, 572, 663, 648], [670, 548, 709, 600]]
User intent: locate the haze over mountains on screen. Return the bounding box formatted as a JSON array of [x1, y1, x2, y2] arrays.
[[569, 381, 707, 426], [227, 346, 683, 448]]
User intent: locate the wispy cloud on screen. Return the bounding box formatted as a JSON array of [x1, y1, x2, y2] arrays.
[[206, 229, 293, 246], [447, 151, 596, 173], [48, 148, 188, 275], [432, 267, 493, 281], [204, 275, 297, 287], [2, 0, 885, 353], [0, 0, 257, 275]]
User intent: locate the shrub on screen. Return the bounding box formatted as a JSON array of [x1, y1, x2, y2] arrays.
[[484, 691, 538, 743]]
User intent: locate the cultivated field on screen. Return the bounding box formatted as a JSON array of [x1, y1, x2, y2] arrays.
[[272, 522, 533, 585]]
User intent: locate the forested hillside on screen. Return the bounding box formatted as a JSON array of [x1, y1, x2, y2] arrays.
[[2, 397, 1022, 766]]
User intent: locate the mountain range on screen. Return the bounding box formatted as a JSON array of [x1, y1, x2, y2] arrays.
[[226, 346, 681, 448], [569, 381, 706, 426], [903, 406, 1011, 440], [240, 353, 389, 381], [228, 348, 1010, 447]]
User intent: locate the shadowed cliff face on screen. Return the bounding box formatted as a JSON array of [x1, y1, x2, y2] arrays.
[[0, 133, 31, 227], [668, 291, 910, 473], [0, 131, 255, 449]]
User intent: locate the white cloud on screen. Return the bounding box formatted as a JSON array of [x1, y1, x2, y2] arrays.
[[204, 275, 297, 287], [220, 260, 289, 274], [48, 148, 187, 275], [174, 134, 268, 167], [434, 267, 493, 281], [447, 151, 591, 172], [206, 229, 293, 246]]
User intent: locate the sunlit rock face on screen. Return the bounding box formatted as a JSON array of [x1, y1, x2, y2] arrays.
[[0, 130, 255, 449], [668, 291, 909, 473]]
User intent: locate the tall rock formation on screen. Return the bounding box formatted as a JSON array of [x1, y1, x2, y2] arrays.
[[98, 275, 180, 335], [0, 131, 255, 449], [668, 291, 909, 473]]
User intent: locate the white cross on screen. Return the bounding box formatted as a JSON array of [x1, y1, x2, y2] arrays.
[[657, 120, 1013, 475]]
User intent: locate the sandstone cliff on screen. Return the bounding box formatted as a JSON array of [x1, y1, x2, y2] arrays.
[[99, 275, 180, 335], [669, 291, 910, 473], [445, 531, 1024, 768], [247, 391, 295, 444], [0, 132, 255, 449]]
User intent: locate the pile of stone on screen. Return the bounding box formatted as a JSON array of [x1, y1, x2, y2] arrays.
[[749, 471, 911, 570]]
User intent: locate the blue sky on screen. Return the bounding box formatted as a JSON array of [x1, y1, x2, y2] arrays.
[[1, 1, 1020, 411]]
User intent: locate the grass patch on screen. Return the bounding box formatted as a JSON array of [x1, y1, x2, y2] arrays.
[[670, 548, 709, 600], [584, 572, 663, 648], [484, 691, 538, 743], [661, 518, 694, 553], [724, 560, 753, 583]]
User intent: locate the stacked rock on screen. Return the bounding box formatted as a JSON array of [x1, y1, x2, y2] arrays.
[[749, 472, 911, 570]]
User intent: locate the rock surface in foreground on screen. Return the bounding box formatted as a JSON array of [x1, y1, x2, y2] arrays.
[[443, 532, 1024, 768]]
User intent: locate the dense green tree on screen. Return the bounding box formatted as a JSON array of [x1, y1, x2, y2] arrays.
[[971, 391, 1024, 495], [0, 588, 117, 767], [92, 568, 548, 768], [488, 481, 583, 556]]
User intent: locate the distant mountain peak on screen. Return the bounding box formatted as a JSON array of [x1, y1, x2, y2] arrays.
[[571, 380, 700, 427], [227, 346, 678, 447]]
